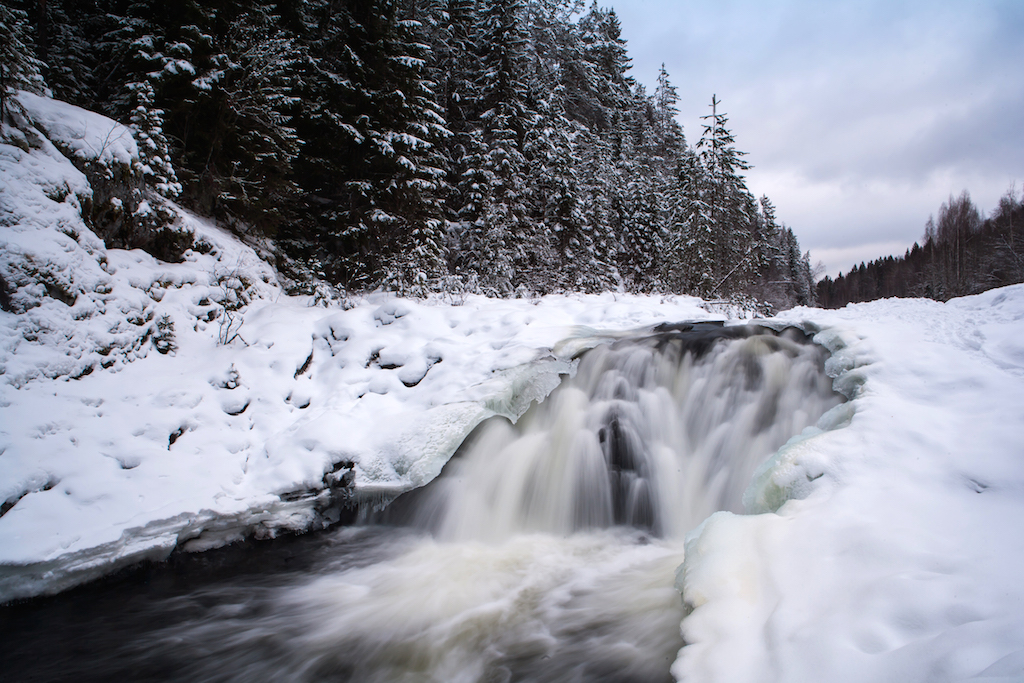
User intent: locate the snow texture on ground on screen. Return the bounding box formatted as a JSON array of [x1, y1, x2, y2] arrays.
[[5, 92, 1024, 682]]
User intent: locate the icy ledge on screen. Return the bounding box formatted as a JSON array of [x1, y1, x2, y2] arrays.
[[672, 285, 1024, 683]]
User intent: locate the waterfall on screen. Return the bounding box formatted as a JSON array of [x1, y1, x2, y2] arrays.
[[407, 323, 842, 542]]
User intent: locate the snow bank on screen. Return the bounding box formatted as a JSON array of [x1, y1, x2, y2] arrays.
[[1, 101, 720, 601], [0, 286, 716, 601], [674, 285, 1024, 682], [15, 91, 139, 169]]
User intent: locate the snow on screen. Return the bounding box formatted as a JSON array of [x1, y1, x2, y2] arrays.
[[675, 287, 1024, 682], [15, 91, 139, 169], [4, 92, 1024, 682]]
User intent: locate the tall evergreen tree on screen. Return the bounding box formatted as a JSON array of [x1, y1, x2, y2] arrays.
[[695, 95, 758, 296], [468, 0, 533, 294], [127, 80, 181, 198], [293, 0, 449, 290], [0, 3, 48, 121]]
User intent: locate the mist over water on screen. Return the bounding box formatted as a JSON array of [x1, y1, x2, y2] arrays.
[[2, 324, 842, 682]]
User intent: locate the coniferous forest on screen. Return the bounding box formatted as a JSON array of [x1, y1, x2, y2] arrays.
[[5, 0, 818, 308], [817, 190, 1024, 308]]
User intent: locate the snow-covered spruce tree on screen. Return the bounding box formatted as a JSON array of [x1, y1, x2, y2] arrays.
[[524, 92, 587, 290], [652, 64, 684, 162], [608, 82, 668, 291], [754, 194, 789, 305], [466, 0, 534, 295], [577, 4, 633, 125], [611, 119, 663, 291], [127, 80, 181, 198], [638, 70, 687, 291], [89, 4, 220, 204], [0, 3, 48, 121], [753, 195, 811, 309], [670, 147, 716, 295], [545, 1, 635, 292], [785, 227, 815, 306], [208, 4, 303, 236], [293, 0, 449, 292], [420, 0, 491, 290], [580, 5, 648, 290], [27, 0, 95, 106], [693, 95, 764, 298]]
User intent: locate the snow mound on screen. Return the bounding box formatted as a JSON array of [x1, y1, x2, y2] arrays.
[[674, 286, 1024, 683], [0, 96, 275, 387], [16, 91, 139, 168]]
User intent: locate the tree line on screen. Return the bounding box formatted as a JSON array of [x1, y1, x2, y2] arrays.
[[2, 0, 816, 308], [817, 189, 1024, 307]]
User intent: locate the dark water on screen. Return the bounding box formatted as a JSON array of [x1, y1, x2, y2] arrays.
[[0, 324, 842, 683]]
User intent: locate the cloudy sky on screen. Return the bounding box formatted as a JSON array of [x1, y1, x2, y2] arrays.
[[607, 0, 1024, 277]]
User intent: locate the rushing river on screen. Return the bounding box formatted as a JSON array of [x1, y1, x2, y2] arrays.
[[1, 323, 842, 683]]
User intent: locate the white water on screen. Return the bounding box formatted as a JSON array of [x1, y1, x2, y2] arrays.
[[138, 325, 842, 682], [421, 325, 841, 541]]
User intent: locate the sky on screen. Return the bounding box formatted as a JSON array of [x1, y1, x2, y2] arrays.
[[607, 0, 1024, 278]]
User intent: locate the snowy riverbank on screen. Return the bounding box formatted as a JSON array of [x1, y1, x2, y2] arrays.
[[676, 286, 1024, 682]]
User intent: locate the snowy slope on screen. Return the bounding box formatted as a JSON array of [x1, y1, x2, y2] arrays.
[[675, 286, 1024, 682]]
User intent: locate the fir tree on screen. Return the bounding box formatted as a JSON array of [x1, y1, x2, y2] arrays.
[[470, 0, 533, 294], [128, 80, 181, 198], [695, 95, 758, 296], [0, 3, 48, 121]]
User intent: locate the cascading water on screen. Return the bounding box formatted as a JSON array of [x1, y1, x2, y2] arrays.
[[414, 323, 840, 543], [1, 324, 843, 683]]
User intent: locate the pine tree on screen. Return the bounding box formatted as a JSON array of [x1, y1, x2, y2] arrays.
[[293, 0, 450, 291], [0, 3, 48, 121], [672, 147, 716, 295], [469, 0, 533, 294], [128, 80, 181, 198], [31, 0, 94, 106], [695, 95, 756, 296], [652, 64, 684, 160], [208, 3, 303, 234]]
